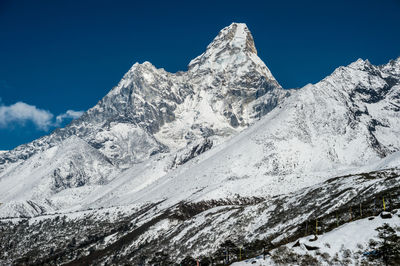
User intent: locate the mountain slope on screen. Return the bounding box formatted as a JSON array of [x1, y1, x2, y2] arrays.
[[70, 57, 400, 211], [0, 22, 289, 217], [0, 136, 116, 217], [2, 57, 398, 222], [2, 166, 399, 265], [233, 210, 400, 265]]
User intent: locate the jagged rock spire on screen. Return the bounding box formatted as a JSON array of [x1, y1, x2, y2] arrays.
[[188, 23, 276, 82]]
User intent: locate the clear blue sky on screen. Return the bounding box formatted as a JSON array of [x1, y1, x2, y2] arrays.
[[0, 0, 399, 150]]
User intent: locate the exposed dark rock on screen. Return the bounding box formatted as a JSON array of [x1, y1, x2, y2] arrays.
[[380, 212, 392, 219], [304, 244, 320, 251]]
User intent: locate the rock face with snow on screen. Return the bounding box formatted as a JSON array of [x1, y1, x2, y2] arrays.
[[0, 22, 289, 216], [0, 22, 400, 265], [99, 56, 400, 207], [0, 23, 286, 172]]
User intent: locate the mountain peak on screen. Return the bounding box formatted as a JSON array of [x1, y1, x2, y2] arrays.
[[210, 22, 257, 54], [188, 23, 256, 69], [347, 58, 372, 70], [381, 57, 400, 77], [188, 22, 276, 81]]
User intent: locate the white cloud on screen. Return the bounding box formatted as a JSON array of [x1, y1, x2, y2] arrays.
[[0, 102, 54, 130], [56, 110, 84, 124], [0, 101, 84, 131]]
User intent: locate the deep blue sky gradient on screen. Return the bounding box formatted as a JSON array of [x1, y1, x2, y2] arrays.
[[0, 0, 399, 149]]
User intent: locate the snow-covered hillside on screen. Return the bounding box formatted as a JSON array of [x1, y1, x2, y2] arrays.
[[1, 56, 399, 217], [0, 136, 117, 217], [232, 210, 400, 265], [35, 56, 400, 213], [1, 166, 399, 265], [0, 22, 399, 265]]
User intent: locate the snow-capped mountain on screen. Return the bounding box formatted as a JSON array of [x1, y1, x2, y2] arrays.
[[0, 22, 399, 265], [0, 23, 287, 171], [0, 23, 289, 215]]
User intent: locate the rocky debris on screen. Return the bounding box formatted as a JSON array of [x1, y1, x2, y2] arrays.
[[292, 241, 301, 247], [304, 244, 320, 251], [380, 211, 393, 219], [170, 138, 213, 168]]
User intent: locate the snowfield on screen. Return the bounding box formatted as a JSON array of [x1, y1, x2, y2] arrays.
[[232, 210, 400, 265]]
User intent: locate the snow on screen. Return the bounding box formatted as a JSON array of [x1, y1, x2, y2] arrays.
[[117, 61, 400, 206], [0, 23, 399, 225], [0, 136, 117, 217], [188, 23, 276, 81], [231, 257, 274, 266], [2, 55, 400, 218], [298, 214, 399, 257], [232, 211, 400, 265]]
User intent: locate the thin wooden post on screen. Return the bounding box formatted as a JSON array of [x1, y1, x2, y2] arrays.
[[305, 221, 308, 236], [349, 207, 352, 221], [263, 246, 266, 260], [336, 212, 339, 227], [315, 219, 318, 235], [224, 249, 227, 265], [383, 197, 386, 211]]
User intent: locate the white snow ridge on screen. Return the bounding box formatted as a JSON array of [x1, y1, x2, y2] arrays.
[[1, 23, 399, 265]]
